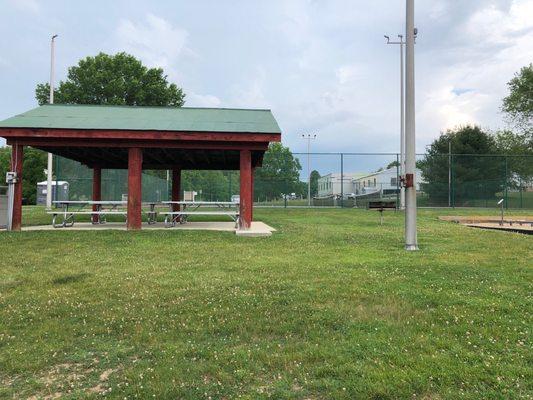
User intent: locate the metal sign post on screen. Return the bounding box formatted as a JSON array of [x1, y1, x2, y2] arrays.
[[498, 199, 504, 226]]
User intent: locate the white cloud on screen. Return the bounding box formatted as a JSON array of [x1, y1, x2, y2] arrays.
[[8, 0, 40, 13], [115, 14, 192, 76], [336, 65, 364, 85], [230, 67, 270, 109], [186, 93, 222, 108], [416, 0, 533, 143]]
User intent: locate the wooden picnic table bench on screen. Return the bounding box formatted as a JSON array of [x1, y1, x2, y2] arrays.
[[161, 201, 240, 228], [367, 200, 397, 225], [49, 200, 128, 228]]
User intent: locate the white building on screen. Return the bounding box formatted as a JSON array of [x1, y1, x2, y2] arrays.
[[353, 167, 423, 195], [317, 173, 364, 197]]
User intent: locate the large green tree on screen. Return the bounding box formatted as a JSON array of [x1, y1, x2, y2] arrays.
[[36, 52, 185, 106], [418, 125, 501, 206], [310, 170, 321, 197], [254, 143, 302, 201], [0, 146, 47, 204], [493, 130, 533, 190], [502, 64, 533, 137]]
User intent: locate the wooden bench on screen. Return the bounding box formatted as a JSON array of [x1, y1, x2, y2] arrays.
[[367, 201, 397, 225]]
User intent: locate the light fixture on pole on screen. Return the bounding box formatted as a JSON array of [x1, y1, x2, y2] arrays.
[[46, 34, 58, 210], [404, 0, 418, 250], [384, 34, 406, 210], [301, 134, 317, 206]]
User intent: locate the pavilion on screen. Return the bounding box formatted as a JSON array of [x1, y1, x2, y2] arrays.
[[0, 104, 281, 231]]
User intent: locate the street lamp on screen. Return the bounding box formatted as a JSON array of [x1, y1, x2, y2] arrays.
[[384, 34, 406, 210], [46, 34, 58, 210], [301, 134, 317, 206]]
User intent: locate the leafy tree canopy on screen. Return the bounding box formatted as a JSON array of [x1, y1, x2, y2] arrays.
[[0, 146, 47, 204], [310, 170, 321, 197], [36, 52, 185, 107], [386, 160, 400, 169], [255, 143, 302, 200], [494, 130, 532, 155], [502, 64, 533, 136], [418, 125, 500, 204]]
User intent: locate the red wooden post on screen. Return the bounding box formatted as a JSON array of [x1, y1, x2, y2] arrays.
[[127, 148, 143, 230], [92, 167, 102, 223], [239, 149, 252, 229], [10, 144, 23, 231], [251, 167, 255, 221], [171, 169, 181, 212]]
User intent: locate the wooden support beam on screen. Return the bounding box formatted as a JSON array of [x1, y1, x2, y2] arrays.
[[10, 144, 24, 231], [239, 149, 252, 229], [0, 128, 281, 143], [127, 148, 143, 230], [8, 138, 270, 151], [251, 167, 255, 221], [92, 167, 102, 223]]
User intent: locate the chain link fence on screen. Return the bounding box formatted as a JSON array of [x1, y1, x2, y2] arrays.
[[54, 153, 533, 209]]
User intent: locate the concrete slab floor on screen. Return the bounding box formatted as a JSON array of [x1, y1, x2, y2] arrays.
[[21, 221, 276, 236]]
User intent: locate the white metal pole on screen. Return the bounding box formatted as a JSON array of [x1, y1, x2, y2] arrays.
[[405, 0, 418, 250], [46, 34, 58, 210], [399, 36, 405, 210], [307, 138, 311, 206]]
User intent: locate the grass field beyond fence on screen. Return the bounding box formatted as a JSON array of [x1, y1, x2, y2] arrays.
[[1, 207, 532, 399]]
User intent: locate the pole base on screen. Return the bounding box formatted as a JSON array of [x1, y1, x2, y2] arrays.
[[405, 244, 419, 251]]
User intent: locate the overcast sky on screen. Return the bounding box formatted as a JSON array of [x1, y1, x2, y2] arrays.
[[1, 0, 532, 156]]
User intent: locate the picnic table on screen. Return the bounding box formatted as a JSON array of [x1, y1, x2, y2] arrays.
[[367, 200, 397, 225], [161, 201, 239, 228], [50, 201, 159, 228], [50, 200, 127, 228]]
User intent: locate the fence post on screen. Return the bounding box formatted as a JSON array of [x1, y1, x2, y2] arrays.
[[520, 176, 523, 209], [504, 156, 508, 209], [340, 153, 344, 208], [451, 154, 455, 208], [396, 153, 400, 209]]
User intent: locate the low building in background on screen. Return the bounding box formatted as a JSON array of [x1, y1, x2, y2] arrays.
[[317, 172, 365, 198], [353, 167, 423, 196], [317, 167, 424, 199]]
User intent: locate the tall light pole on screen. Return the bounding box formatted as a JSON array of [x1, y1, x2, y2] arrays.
[[46, 34, 58, 210], [301, 134, 316, 206], [384, 34, 405, 210], [405, 0, 418, 250]]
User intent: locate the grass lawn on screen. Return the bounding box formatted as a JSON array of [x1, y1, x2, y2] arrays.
[[1, 207, 531, 399]]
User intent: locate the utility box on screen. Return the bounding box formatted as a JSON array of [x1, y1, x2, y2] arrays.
[[0, 186, 7, 229], [183, 191, 197, 201], [36, 181, 69, 205]]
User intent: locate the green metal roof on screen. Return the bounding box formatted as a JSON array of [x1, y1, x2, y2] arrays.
[[0, 104, 281, 134]]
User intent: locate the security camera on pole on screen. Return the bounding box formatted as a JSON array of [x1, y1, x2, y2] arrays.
[[404, 0, 418, 250], [46, 34, 58, 210]]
